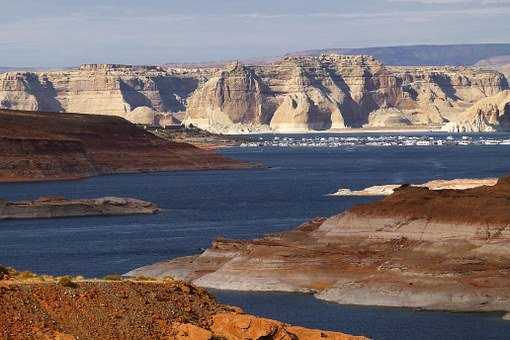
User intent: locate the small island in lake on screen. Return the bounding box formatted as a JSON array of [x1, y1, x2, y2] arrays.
[[0, 196, 159, 220]]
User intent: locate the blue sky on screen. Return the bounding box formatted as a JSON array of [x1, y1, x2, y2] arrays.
[[1, 0, 509, 67]]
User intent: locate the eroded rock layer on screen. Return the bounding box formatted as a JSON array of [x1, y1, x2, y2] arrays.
[[0, 109, 249, 182], [331, 177, 498, 196], [1, 57, 508, 132], [0, 64, 215, 125], [0, 266, 366, 340], [0, 196, 158, 219], [442, 90, 510, 132], [184, 55, 508, 133], [129, 176, 510, 313]]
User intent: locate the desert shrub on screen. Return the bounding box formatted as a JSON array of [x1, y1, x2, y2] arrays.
[[103, 274, 123, 281], [58, 276, 77, 288], [135, 276, 157, 281], [17, 271, 38, 280], [0, 265, 9, 279]]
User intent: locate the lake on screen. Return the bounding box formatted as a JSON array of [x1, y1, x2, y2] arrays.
[[2, 141, 510, 339]]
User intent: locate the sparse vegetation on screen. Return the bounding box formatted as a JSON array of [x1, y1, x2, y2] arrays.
[[17, 271, 38, 280], [58, 276, 77, 288], [0, 265, 10, 279], [134, 276, 157, 281], [103, 274, 123, 281]]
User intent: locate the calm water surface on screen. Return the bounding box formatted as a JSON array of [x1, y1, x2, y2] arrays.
[[1, 140, 510, 339]]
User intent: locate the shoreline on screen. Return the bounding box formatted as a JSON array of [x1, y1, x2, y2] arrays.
[[223, 127, 444, 135], [127, 177, 510, 319], [0, 163, 263, 184], [210, 287, 510, 317]]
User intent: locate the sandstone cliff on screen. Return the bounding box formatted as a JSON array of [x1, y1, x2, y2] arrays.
[[442, 90, 510, 132], [184, 56, 508, 133], [129, 176, 510, 314], [0, 109, 250, 182], [2, 57, 507, 133], [475, 55, 510, 80], [0, 64, 215, 125], [0, 266, 366, 340]]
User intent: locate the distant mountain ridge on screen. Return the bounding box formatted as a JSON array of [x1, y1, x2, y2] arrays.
[[287, 43, 510, 66]]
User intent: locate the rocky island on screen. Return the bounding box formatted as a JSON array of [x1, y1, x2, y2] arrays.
[[0, 265, 366, 339], [0, 196, 158, 220], [129, 176, 510, 315], [0, 109, 251, 183]]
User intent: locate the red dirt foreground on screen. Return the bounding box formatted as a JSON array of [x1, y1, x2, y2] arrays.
[[0, 266, 367, 340], [0, 109, 252, 182]]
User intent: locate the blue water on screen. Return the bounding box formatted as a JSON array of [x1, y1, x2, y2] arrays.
[[213, 290, 510, 340], [1, 143, 510, 339]]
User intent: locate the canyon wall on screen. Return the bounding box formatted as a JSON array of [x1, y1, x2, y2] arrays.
[[442, 90, 510, 132], [1, 56, 508, 132], [0, 64, 215, 126], [184, 55, 509, 133]]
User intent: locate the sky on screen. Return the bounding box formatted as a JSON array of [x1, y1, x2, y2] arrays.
[[1, 0, 509, 67]]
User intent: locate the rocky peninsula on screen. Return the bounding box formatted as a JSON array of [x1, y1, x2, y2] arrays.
[[0, 196, 158, 220], [0, 109, 251, 183], [331, 177, 498, 196], [129, 176, 510, 315], [0, 265, 366, 339]]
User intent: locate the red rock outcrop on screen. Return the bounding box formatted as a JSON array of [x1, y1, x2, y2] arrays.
[[0, 109, 251, 182], [0, 266, 366, 340]]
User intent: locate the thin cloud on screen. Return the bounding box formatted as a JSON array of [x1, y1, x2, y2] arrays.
[[388, 0, 510, 3], [236, 6, 510, 21]]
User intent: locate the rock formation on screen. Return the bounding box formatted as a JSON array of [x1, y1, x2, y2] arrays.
[[331, 177, 497, 196], [0, 196, 158, 219], [129, 176, 510, 314], [475, 55, 510, 80], [0, 64, 215, 125], [0, 266, 366, 339], [184, 56, 508, 133], [0, 109, 251, 182], [442, 90, 510, 132], [1, 56, 508, 133]]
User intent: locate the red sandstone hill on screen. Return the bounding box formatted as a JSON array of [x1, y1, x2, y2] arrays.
[[350, 176, 510, 226], [0, 109, 250, 182]]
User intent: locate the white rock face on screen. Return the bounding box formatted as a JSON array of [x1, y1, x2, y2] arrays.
[[184, 56, 508, 133], [1, 58, 508, 132], [0, 64, 213, 125], [331, 178, 498, 196], [442, 90, 510, 132]]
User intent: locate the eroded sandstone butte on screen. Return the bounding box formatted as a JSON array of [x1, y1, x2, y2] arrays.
[[184, 55, 508, 133], [0, 109, 250, 182], [1, 56, 508, 133], [129, 176, 510, 314], [0, 64, 215, 124], [0, 266, 367, 340], [0, 196, 158, 220], [442, 90, 510, 132]]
